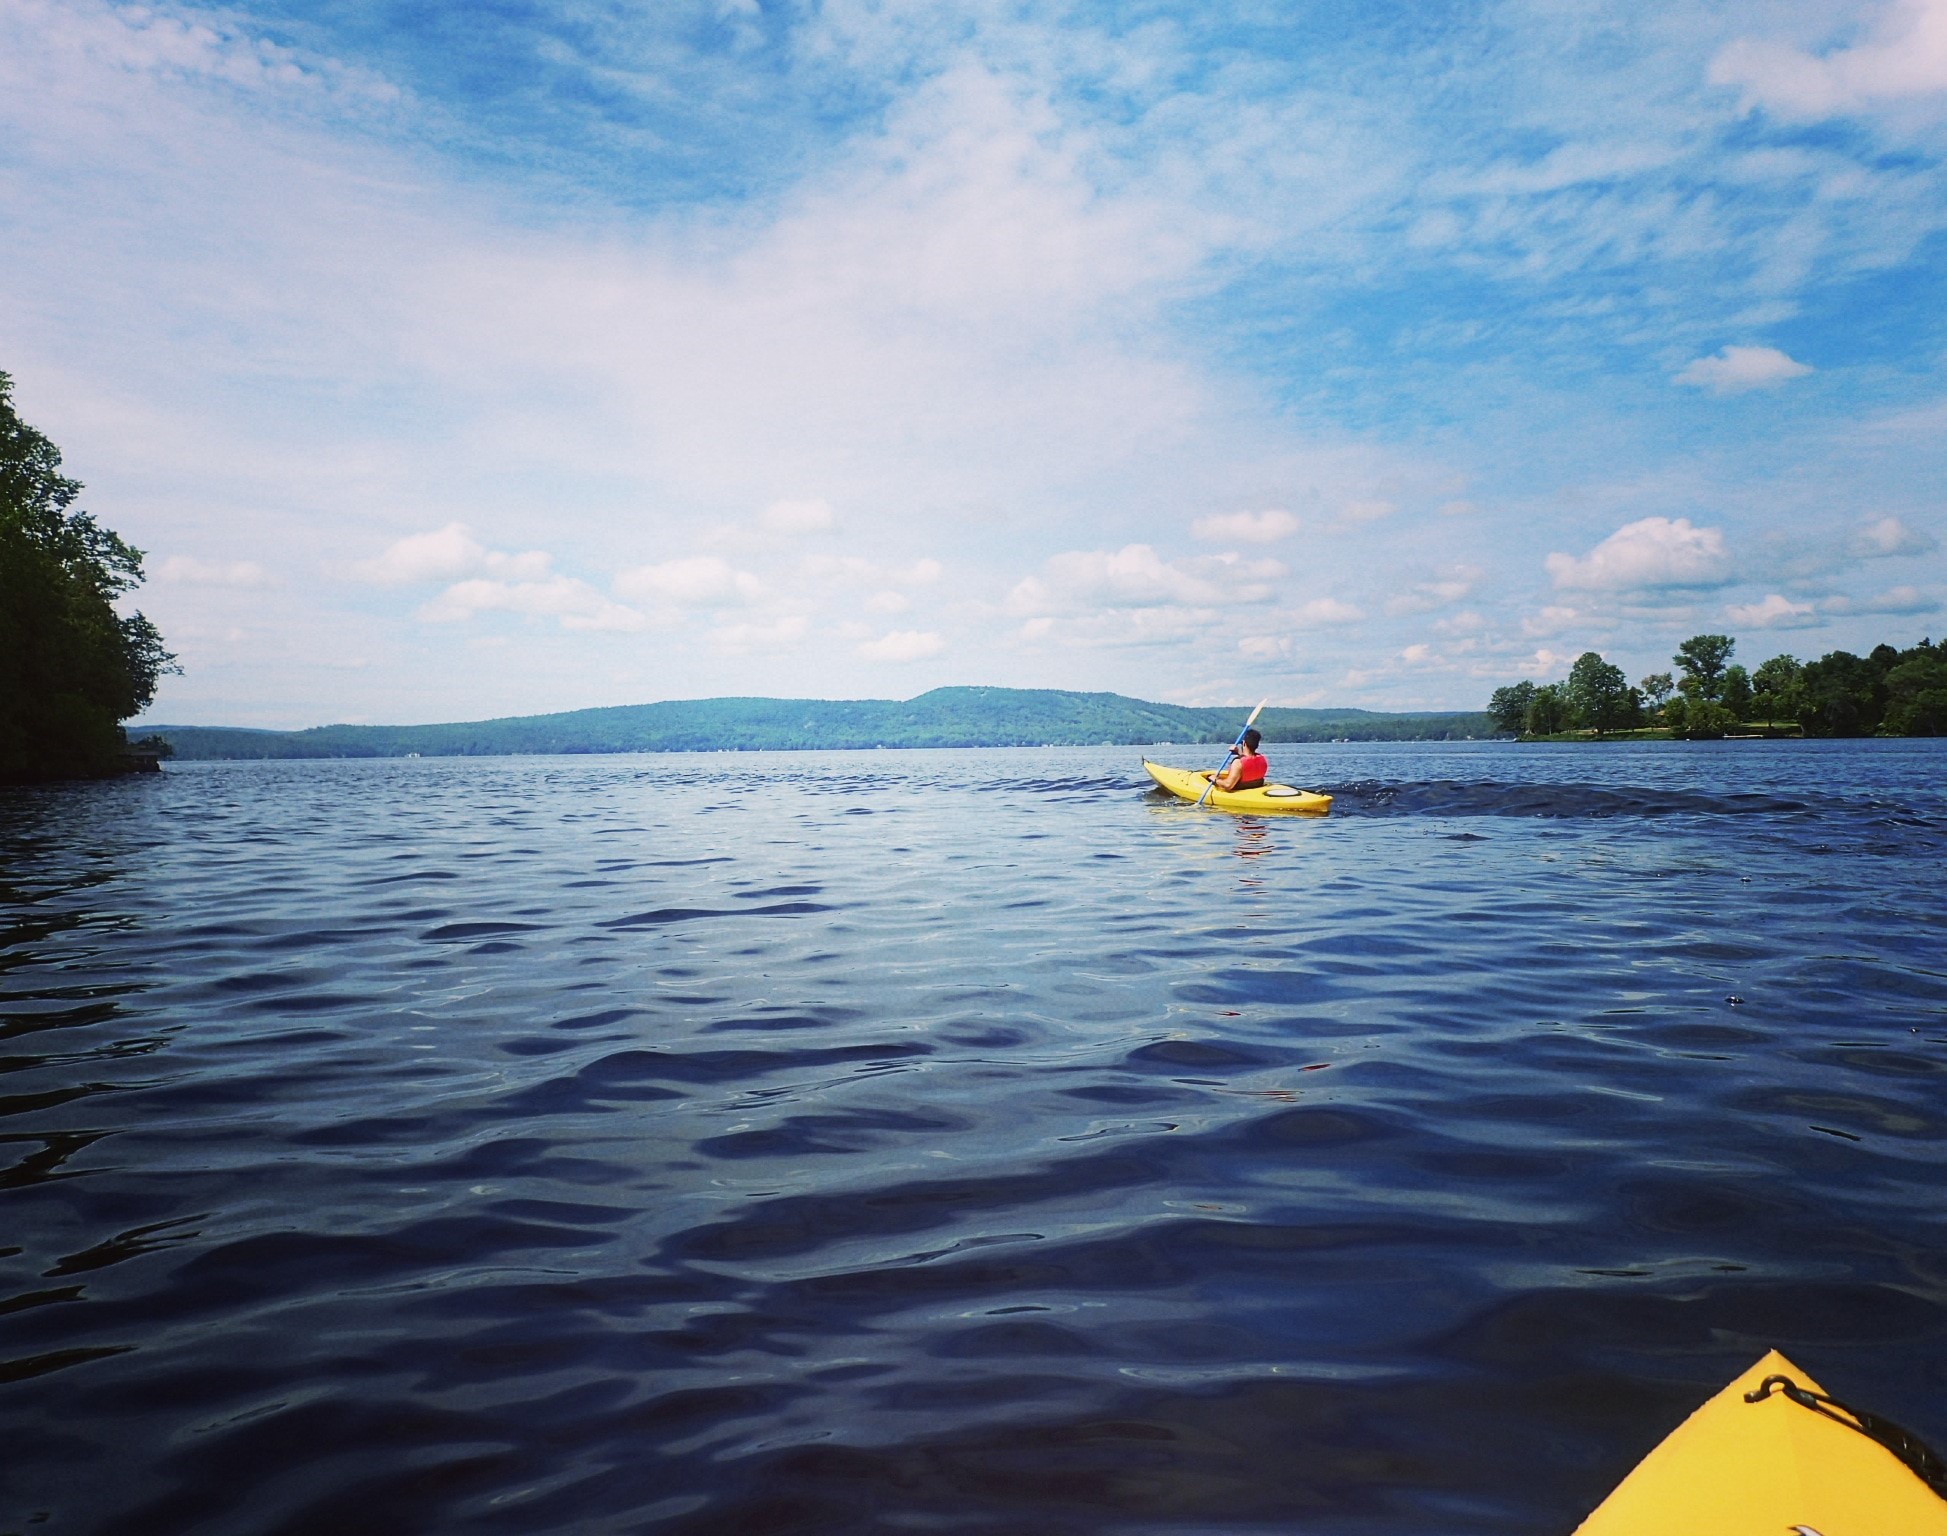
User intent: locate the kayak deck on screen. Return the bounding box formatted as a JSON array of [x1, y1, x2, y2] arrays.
[[1574, 1348, 1947, 1534], [1142, 759, 1331, 815]]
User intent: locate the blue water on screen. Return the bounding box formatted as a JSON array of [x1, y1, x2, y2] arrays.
[[3, 742, 1944, 1534]]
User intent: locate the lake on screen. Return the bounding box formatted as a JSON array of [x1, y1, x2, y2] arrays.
[[3, 741, 1944, 1534]]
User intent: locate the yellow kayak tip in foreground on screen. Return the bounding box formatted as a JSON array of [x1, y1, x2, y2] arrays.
[[1141, 759, 1332, 815], [1575, 1348, 1947, 1535]]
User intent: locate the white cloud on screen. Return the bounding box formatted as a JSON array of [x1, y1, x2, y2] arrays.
[[22, 0, 402, 109], [1007, 544, 1281, 615], [1012, 604, 1233, 650], [613, 555, 763, 607], [1522, 604, 1582, 637], [865, 590, 911, 614], [1191, 508, 1299, 544], [1726, 592, 1821, 629], [1341, 498, 1395, 523], [1384, 566, 1479, 616], [712, 615, 810, 652], [1468, 140, 1679, 197], [1823, 585, 1941, 615], [802, 554, 943, 588], [1546, 517, 1733, 591], [358, 523, 551, 586], [1711, 0, 1947, 119], [419, 576, 646, 632], [154, 555, 270, 586], [1849, 514, 1938, 557], [1291, 597, 1363, 627], [362, 524, 654, 632], [1400, 642, 1436, 664], [1515, 648, 1574, 680], [758, 497, 835, 535], [1674, 346, 1814, 395], [857, 628, 944, 662]]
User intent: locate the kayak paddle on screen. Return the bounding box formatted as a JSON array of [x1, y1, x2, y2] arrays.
[[1196, 699, 1267, 807]]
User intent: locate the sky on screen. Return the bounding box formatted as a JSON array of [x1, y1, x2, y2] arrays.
[[3, 0, 1945, 726]]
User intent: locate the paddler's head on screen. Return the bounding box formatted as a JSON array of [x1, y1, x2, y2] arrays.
[[1240, 728, 1262, 753]]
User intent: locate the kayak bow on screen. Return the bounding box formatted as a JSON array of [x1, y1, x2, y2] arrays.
[[1574, 1349, 1947, 1535]]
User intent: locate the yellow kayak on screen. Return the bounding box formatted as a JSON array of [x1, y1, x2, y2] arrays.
[[1141, 759, 1331, 815], [1575, 1349, 1947, 1535]]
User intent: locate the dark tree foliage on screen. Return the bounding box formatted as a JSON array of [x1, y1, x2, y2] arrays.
[[1719, 664, 1753, 719], [1750, 654, 1803, 721], [1486, 636, 1941, 739], [1798, 649, 1887, 737], [1674, 634, 1735, 701], [1664, 695, 1737, 739], [0, 372, 176, 782], [1487, 680, 1536, 734], [1882, 645, 1947, 736], [1566, 651, 1639, 734], [1798, 640, 1945, 737], [1524, 683, 1572, 735]]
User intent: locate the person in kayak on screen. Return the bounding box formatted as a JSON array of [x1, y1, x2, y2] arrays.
[[1209, 728, 1268, 792]]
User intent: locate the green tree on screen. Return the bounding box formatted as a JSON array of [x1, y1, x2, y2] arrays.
[[1881, 642, 1947, 736], [1750, 654, 1803, 721], [1797, 650, 1885, 737], [1639, 672, 1674, 711], [1487, 680, 1537, 734], [1566, 650, 1638, 734], [0, 372, 176, 781], [1524, 683, 1574, 736], [1674, 634, 1735, 701], [1665, 696, 1736, 739], [1720, 663, 1753, 720]]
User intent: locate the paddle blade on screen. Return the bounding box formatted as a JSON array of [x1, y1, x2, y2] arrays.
[[1245, 699, 1267, 728]]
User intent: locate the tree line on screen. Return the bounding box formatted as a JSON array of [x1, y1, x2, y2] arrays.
[[1, 371, 175, 782], [1489, 632, 1947, 739]]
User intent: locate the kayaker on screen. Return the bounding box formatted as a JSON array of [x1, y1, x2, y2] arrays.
[[1210, 728, 1268, 792]]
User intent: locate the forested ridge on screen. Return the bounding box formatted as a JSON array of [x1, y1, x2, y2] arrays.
[[148, 690, 1495, 759]]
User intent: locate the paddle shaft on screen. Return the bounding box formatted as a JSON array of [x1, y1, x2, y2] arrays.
[[1195, 700, 1267, 807]]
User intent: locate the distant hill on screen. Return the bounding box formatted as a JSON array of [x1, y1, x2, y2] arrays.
[[144, 687, 1501, 760]]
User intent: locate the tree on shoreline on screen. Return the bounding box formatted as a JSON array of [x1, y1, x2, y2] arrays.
[[1720, 664, 1753, 718], [1751, 655, 1803, 721], [1486, 633, 1943, 739], [1487, 680, 1537, 734], [1566, 651, 1641, 734], [1882, 644, 1947, 735], [1, 371, 176, 782], [1674, 634, 1735, 701], [1525, 683, 1572, 735]]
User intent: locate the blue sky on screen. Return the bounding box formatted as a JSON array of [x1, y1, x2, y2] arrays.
[[3, 0, 1944, 725]]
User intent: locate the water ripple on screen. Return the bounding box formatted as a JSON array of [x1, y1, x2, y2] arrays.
[[2, 741, 1944, 1534]]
